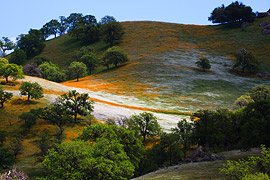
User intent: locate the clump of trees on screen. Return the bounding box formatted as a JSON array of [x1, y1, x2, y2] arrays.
[[209, 1, 256, 24]]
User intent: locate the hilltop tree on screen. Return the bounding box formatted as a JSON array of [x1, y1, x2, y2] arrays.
[[81, 52, 98, 74], [0, 63, 24, 83], [128, 112, 161, 142], [0, 87, 13, 108], [196, 57, 211, 71], [233, 48, 259, 73], [101, 19, 124, 47], [209, 1, 255, 24], [58, 16, 68, 36], [42, 19, 60, 38], [0, 37, 15, 57], [68, 61, 87, 81], [9, 49, 27, 65], [19, 82, 43, 101], [17, 30, 45, 58], [100, 15, 117, 25], [103, 46, 129, 68], [57, 90, 94, 124]]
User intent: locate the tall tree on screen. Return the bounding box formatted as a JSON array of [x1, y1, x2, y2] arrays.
[[9, 49, 27, 65], [0, 87, 13, 108], [0, 37, 15, 57], [19, 82, 43, 101], [101, 20, 124, 47], [233, 48, 259, 73], [0, 63, 24, 83], [68, 61, 87, 81], [42, 19, 60, 38], [103, 46, 129, 68], [128, 112, 161, 142], [57, 90, 94, 124], [81, 52, 98, 74], [58, 16, 68, 36], [172, 119, 194, 159]]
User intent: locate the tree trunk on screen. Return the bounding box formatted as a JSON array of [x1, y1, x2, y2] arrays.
[[76, 74, 79, 82], [5, 77, 8, 83], [143, 134, 146, 143], [27, 95, 30, 102], [0, 102, 3, 108]]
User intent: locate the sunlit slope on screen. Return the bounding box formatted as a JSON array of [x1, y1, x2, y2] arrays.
[[42, 18, 270, 112]]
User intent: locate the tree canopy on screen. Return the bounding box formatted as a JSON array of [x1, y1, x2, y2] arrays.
[[195, 57, 211, 72], [68, 61, 87, 81], [0, 87, 13, 108], [103, 46, 129, 68], [0, 37, 15, 57], [233, 48, 259, 73], [209, 1, 255, 24], [101, 20, 124, 47], [0, 63, 24, 83], [19, 82, 44, 101]]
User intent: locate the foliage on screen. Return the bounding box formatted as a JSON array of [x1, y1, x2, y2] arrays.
[[0, 146, 16, 170], [0, 63, 24, 83], [209, 1, 255, 24], [17, 29, 45, 58], [40, 103, 73, 142], [33, 130, 52, 158], [0, 130, 7, 145], [19, 82, 44, 101], [19, 111, 37, 133], [0, 37, 15, 57], [0, 57, 9, 64], [80, 52, 99, 74], [103, 46, 129, 68], [172, 119, 194, 158], [33, 55, 51, 66], [41, 139, 134, 180], [101, 20, 124, 47], [233, 48, 259, 73], [193, 109, 239, 150], [67, 61, 87, 81], [220, 145, 270, 180], [0, 87, 13, 108], [195, 57, 211, 71], [238, 100, 270, 148], [251, 84, 270, 102], [39, 62, 66, 82], [128, 112, 161, 142], [57, 90, 94, 124], [42, 19, 61, 38], [9, 49, 27, 65], [79, 123, 144, 170], [233, 94, 254, 109], [9, 136, 22, 158], [99, 15, 116, 25]]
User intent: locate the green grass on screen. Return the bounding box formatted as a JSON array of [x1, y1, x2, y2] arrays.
[[134, 149, 261, 180]]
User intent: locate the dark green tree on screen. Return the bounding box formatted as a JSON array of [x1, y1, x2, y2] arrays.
[[0, 63, 24, 83], [172, 119, 194, 159], [68, 61, 87, 81], [195, 57, 211, 72], [33, 55, 51, 66], [250, 84, 270, 102], [42, 19, 60, 38], [233, 48, 259, 73], [209, 1, 255, 24], [58, 16, 68, 36], [0, 37, 15, 57], [19, 82, 43, 101], [0, 130, 7, 146], [128, 112, 161, 142], [9, 49, 27, 65], [57, 90, 94, 124], [19, 112, 37, 132], [81, 52, 98, 74], [99, 15, 116, 25], [16, 30, 45, 58], [0, 87, 13, 108], [0, 146, 15, 170], [103, 46, 129, 68], [101, 20, 124, 47]]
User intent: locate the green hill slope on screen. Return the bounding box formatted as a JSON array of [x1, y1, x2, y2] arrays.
[[41, 17, 270, 112]]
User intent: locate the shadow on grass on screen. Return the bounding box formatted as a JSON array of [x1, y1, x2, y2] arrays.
[[10, 98, 39, 105]]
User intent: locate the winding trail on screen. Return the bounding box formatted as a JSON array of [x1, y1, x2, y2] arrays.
[[15, 76, 191, 129]]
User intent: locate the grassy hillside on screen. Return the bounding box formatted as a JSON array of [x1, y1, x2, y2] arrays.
[[39, 17, 270, 112]]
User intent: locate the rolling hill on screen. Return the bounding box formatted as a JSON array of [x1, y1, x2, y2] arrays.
[[38, 17, 270, 113]]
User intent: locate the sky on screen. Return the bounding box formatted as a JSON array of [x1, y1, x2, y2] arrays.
[[1, 0, 269, 40]]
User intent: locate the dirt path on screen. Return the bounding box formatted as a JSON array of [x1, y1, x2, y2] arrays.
[[16, 76, 190, 129]]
